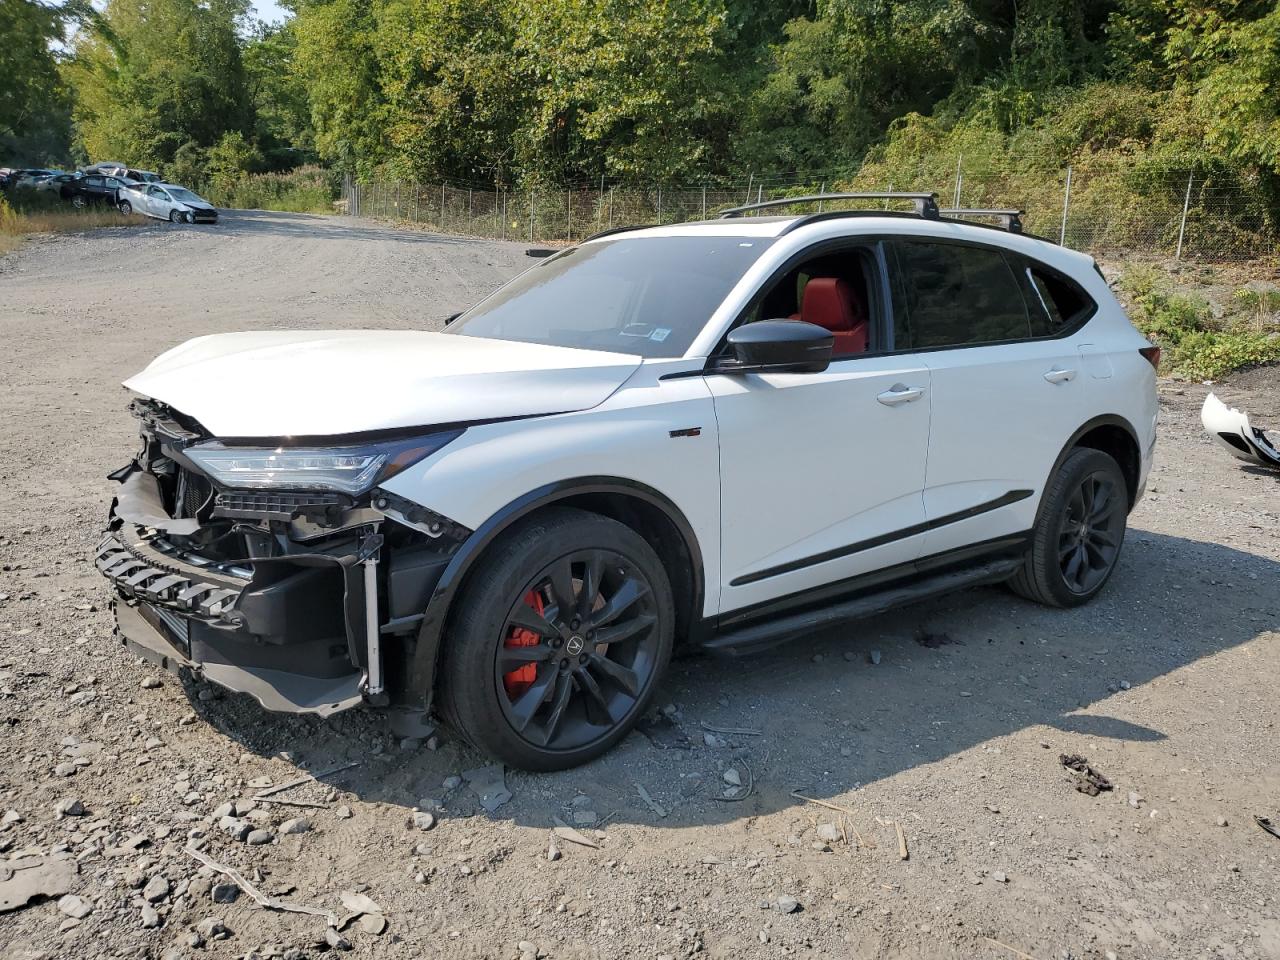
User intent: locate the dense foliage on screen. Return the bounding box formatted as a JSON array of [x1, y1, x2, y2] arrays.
[[1, 0, 1277, 207]]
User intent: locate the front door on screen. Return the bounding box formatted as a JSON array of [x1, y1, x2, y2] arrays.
[[708, 243, 932, 615]]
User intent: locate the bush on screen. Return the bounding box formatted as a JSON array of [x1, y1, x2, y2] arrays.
[[208, 165, 337, 213], [0, 191, 147, 255], [1118, 265, 1280, 379]]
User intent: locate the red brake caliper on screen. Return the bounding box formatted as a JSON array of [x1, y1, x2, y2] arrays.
[[502, 589, 545, 699]]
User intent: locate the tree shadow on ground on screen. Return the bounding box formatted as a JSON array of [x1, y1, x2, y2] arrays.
[[188, 529, 1276, 830]]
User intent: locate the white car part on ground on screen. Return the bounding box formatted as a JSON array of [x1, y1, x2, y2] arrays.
[[1201, 392, 1280, 469]]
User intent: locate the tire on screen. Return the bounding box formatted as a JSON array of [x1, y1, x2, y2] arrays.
[[118, 200, 132, 215], [438, 507, 675, 771], [71, 195, 86, 209], [169, 210, 182, 223], [1009, 447, 1128, 608]]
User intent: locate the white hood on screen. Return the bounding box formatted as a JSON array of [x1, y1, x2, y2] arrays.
[[124, 330, 642, 438]]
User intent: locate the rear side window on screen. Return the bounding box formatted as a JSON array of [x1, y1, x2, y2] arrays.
[[1019, 259, 1095, 336], [890, 240, 1030, 349]]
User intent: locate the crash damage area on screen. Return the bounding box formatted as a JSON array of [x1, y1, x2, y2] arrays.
[[98, 398, 467, 721]]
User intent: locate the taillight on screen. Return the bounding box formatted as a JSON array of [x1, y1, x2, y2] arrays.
[[1139, 346, 1161, 370]]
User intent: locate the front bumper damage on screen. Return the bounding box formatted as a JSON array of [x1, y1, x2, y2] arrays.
[[1201, 392, 1280, 470], [99, 400, 469, 716]]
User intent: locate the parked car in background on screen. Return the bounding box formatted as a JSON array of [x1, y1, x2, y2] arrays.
[[0, 168, 12, 189], [88, 163, 161, 184], [62, 173, 133, 208], [8, 169, 59, 190], [117, 182, 218, 223], [36, 173, 81, 195]]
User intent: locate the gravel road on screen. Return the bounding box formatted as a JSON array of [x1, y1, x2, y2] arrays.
[[1, 210, 1277, 960]]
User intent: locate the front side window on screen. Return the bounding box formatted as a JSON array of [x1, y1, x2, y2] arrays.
[[450, 236, 774, 358], [167, 188, 201, 203], [147, 186, 165, 198], [891, 239, 1030, 350]]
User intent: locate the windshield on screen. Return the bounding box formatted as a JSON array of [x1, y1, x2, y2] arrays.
[[167, 187, 201, 202], [449, 235, 773, 358]]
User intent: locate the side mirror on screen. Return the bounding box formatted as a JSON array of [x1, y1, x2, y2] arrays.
[[722, 320, 834, 374]]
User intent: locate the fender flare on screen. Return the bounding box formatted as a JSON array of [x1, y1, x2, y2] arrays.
[[406, 476, 705, 705], [1041, 413, 1142, 515]]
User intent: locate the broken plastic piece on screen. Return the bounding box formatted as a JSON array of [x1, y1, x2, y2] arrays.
[[1201, 392, 1280, 470]]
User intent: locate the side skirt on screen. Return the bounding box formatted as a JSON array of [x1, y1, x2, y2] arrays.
[[698, 534, 1029, 657]]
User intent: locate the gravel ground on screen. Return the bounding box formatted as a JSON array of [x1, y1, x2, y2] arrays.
[[0, 211, 1277, 960]]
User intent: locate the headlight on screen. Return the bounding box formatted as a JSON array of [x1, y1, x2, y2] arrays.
[[183, 430, 462, 494]]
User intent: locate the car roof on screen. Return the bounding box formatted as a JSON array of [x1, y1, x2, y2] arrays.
[[585, 213, 1094, 271]]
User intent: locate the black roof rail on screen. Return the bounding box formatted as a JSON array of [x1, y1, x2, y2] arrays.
[[940, 208, 1024, 233], [581, 223, 652, 242], [718, 192, 940, 220]]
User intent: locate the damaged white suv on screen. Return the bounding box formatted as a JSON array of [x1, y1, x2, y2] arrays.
[[98, 194, 1158, 770]]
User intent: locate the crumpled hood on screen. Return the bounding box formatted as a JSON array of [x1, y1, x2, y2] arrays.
[[124, 330, 642, 438]]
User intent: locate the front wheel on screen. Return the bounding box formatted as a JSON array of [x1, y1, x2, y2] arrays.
[[1009, 447, 1128, 607], [438, 507, 674, 771], [169, 209, 183, 223]]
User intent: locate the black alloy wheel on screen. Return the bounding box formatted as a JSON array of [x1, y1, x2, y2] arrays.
[[439, 507, 674, 770], [1009, 446, 1128, 607], [1057, 470, 1124, 595], [495, 548, 662, 751]]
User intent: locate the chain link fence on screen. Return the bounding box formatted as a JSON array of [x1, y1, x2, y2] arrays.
[[343, 156, 1279, 263]]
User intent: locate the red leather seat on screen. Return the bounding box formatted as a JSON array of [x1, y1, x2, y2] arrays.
[[795, 277, 869, 355]]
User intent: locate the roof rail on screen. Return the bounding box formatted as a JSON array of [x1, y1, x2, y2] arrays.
[[941, 208, 1024, 233], [718, 192, 940, 220]]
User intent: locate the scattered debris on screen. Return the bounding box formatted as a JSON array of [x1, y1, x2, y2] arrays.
[[1128, 791, 1144, 809], [1202, 392, 1280, 470], [775, 895, 800, 914], [991, 870, 1009, 883], [699, 721, 763, 737], [788, 792, 873, 847], [914, 630, 962, 648], [546, 836, 562, 861], [184, 844, 338, 926], [1059, 754, 1113, 796], [412, 811, 436, 831], [140, 676, 162, 689], [463, 764, 512, 814], [1255, 816, 1280, 841], [57, 894, 92, 919], [335, 805, 353, 820], [251, 761, 358, 804], [636, 713, 692, 750], [895, 820, 909, 861], [635, 783, 667, 819], [715, 760, 755, 802], [0, 854, 76, 913], [551, 816, 599, 849]]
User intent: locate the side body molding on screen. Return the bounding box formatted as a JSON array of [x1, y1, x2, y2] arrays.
[[406, 477, 705, 706]]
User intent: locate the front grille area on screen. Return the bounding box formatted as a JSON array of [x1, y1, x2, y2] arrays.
[[214, 489, 348, 522], [176, 468, 213, 519]]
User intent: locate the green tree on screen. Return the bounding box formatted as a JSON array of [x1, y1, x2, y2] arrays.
[[1, 0, 75, 163], [65, 0, 254, 171]]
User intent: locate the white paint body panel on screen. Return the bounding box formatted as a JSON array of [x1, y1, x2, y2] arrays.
[[707, 357, 931, 610], [124, 330, 642, 437]]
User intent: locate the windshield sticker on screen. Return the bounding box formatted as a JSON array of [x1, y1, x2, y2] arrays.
[[650, 328, 671, 342]]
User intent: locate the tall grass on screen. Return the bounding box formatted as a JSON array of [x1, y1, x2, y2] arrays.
[[0, 193, 147, 255], [208, 165, 338, 213]]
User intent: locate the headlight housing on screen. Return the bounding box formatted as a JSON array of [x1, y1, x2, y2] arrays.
[[182, 430, 462, 495]]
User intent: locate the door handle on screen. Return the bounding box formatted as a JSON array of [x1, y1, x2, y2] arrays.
[[1043, 367, 1077, 384], [877, 384, 925, 406]]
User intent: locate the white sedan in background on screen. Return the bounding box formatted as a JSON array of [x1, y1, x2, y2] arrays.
[[118, 182, 218, 224]]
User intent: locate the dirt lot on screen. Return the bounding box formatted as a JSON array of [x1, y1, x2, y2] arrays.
[[1, 210, 1278, 960]]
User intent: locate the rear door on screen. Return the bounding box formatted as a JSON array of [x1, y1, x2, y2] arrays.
[[709, 242, 932, 616], [886, 238, 1095, 557]]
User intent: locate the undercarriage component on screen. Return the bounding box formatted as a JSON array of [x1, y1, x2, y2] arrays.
[[1201, 392, 1280, 470]]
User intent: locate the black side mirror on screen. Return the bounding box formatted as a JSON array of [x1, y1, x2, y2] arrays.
[[721, 320, 834, 374]]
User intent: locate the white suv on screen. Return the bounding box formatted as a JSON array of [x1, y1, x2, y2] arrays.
[[97, 193, 1158, 770]]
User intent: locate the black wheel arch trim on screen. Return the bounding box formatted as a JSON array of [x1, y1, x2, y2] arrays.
[[406, 476, 705, 707], [1048, 413, 1142, 510]]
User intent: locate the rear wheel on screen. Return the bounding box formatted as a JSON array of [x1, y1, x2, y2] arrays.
[[118, 200, 132, 215], [71, 194, 86, 209], [1009, 447, 1128, 607], [438, 507, 674, 770]]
